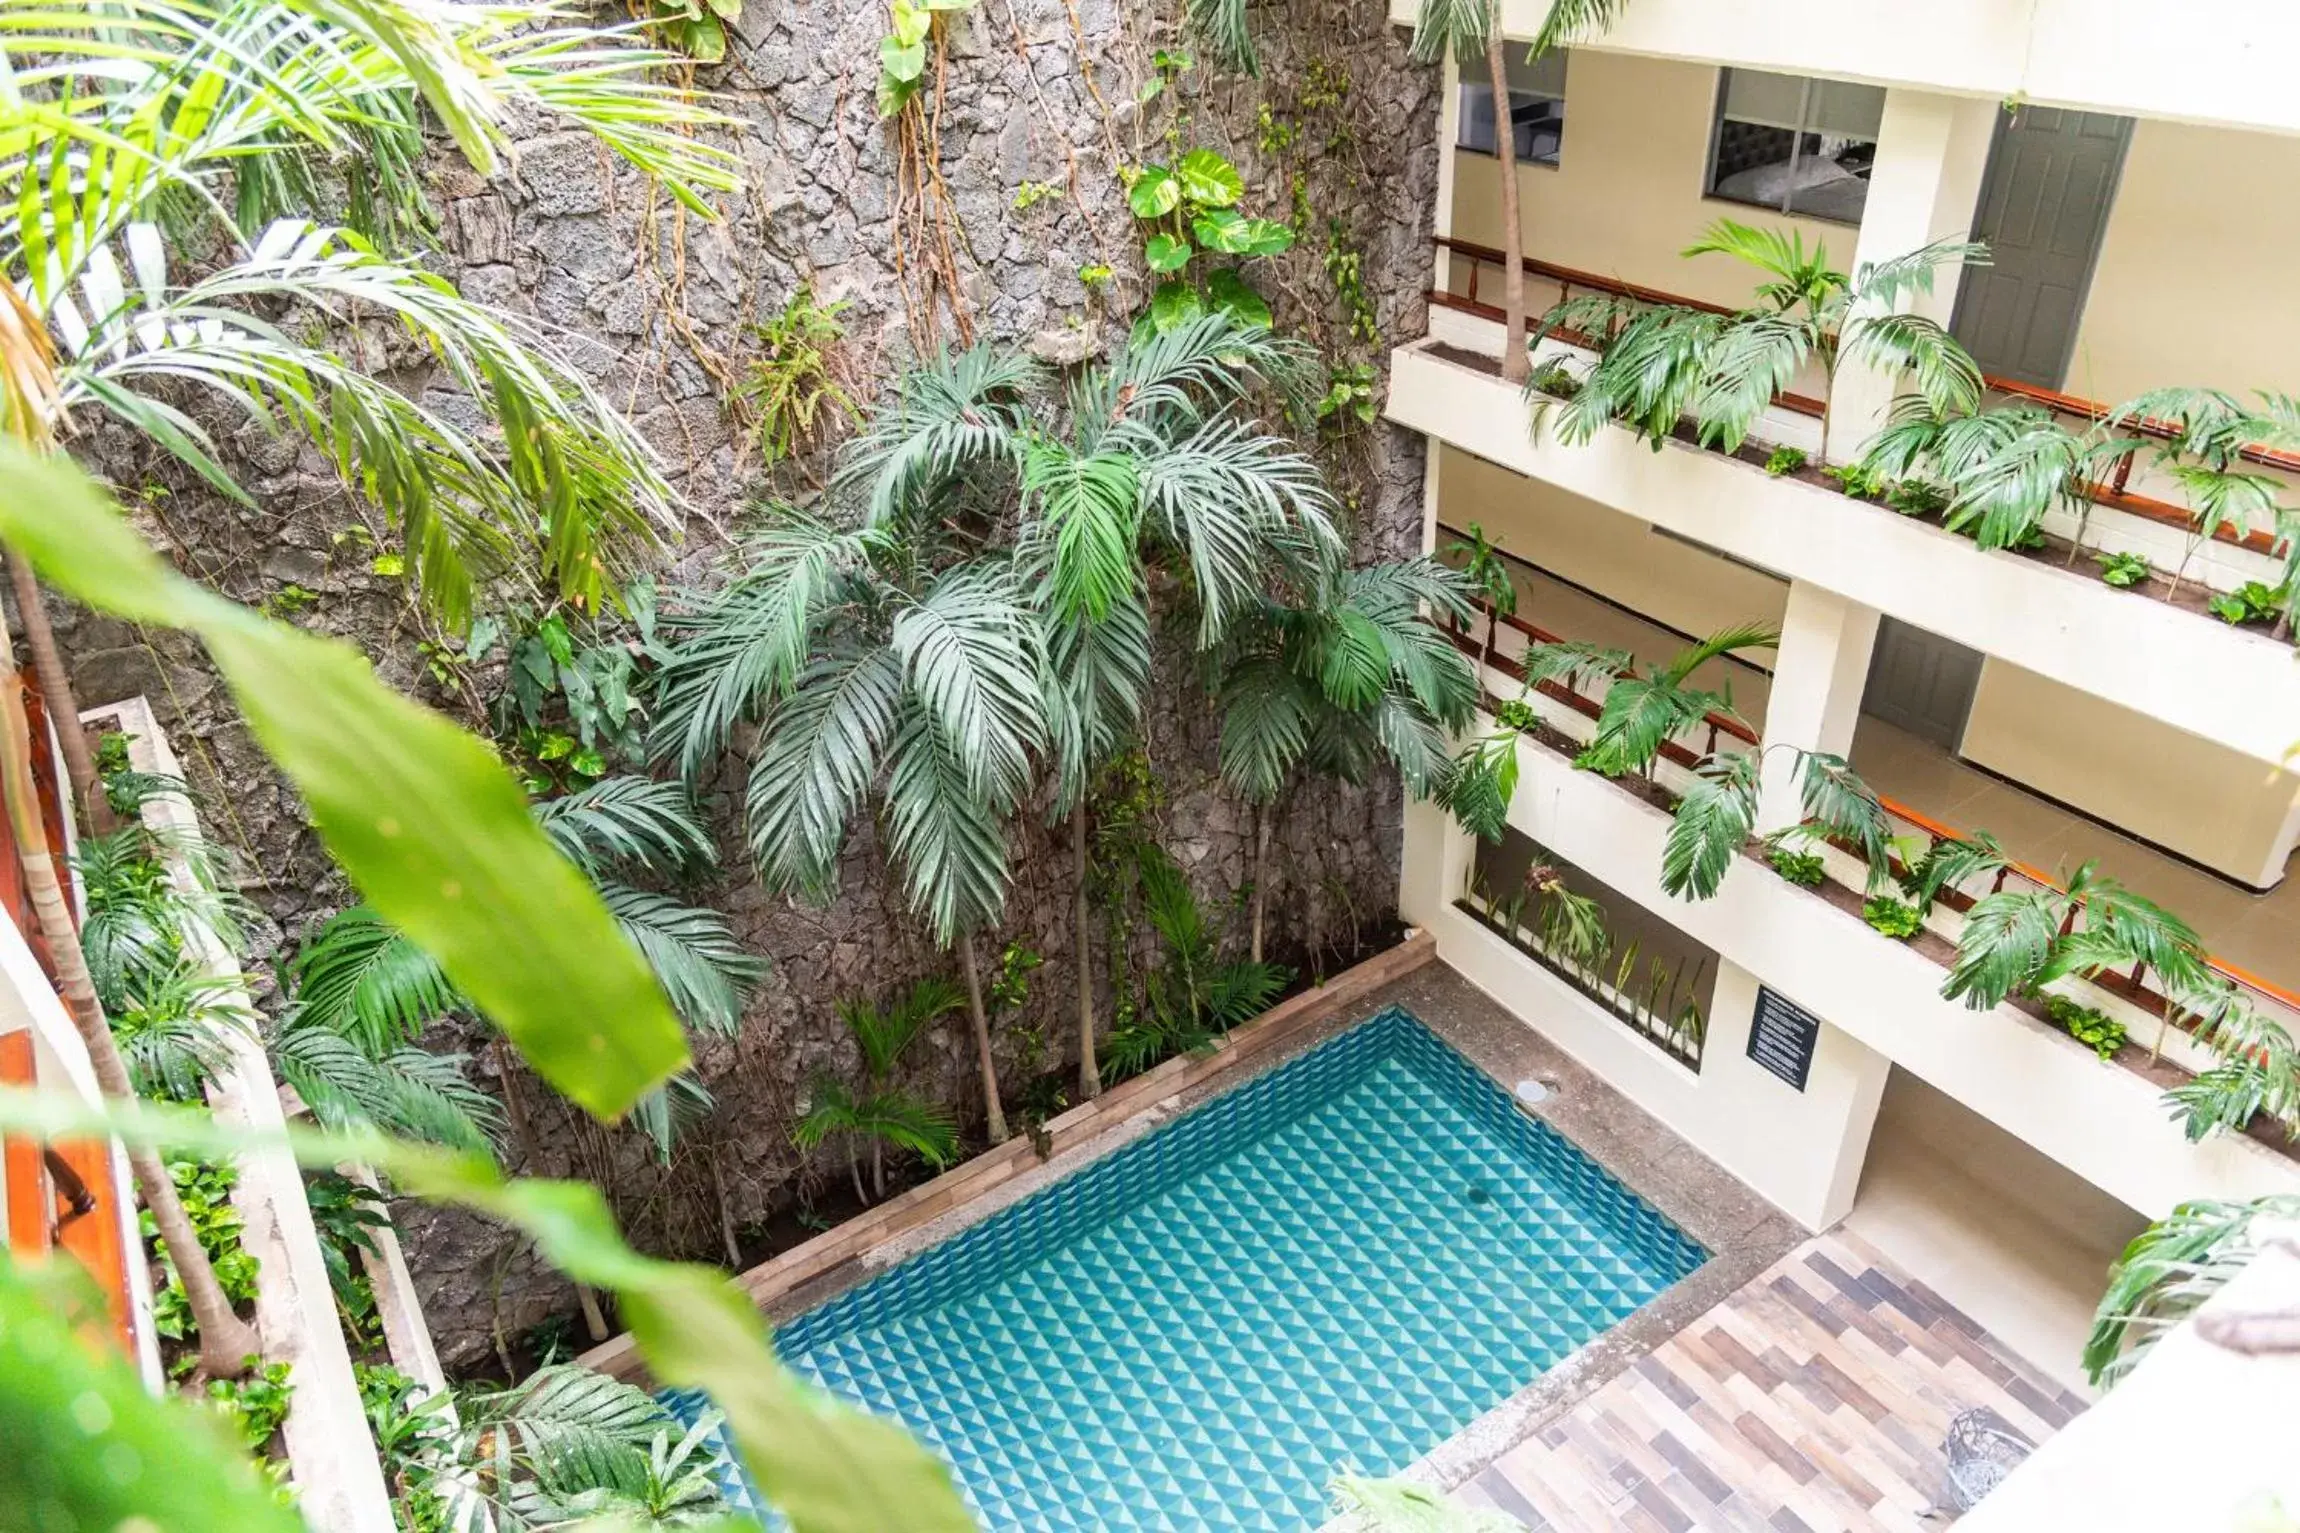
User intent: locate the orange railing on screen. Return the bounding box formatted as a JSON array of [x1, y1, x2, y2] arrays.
[[1448, 595, 2300, 1031], [1427, 234, 2299, 562]]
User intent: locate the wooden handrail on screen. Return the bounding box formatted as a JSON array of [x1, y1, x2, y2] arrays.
[[1451, 600, 2300, 1020]]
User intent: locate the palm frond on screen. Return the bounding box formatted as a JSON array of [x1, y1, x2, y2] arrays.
[[1406, 0, 1498, 66], [1660, 751, 1759, 900], [534, 776, 715, 878], [288, 905, 460, 1054], [882, 702, 1016, 946], [1217, 656, 1316, 805], [2082, 1195, 2300, 1388], [840, 977, 966, 1080], [1021, 439, 1142, 623], [1041, 591, 1152, 812], [1105, 311, 1314, 424], [628, 1074, 716, 1163], [1848, 238, 1989, 312], [1940, 889, 2063, 1009], [1526, 0, 1633, 56], [1136, 418, 1340, 644], [271, 1026, 499, 1155], [599, 884, 763, 1038], [1841, 310, 1984, 421], [1439, 727, 1523, 844], [741, 645, 906, 899], [1682, 220, 1837, 301], [111, 962, 255, 1101], [1793, 751, 1890, 888], [834, 342, 1036, 526], [1689, 313, 1815, 453], [1906, 830, 2008, 908], [651, 514, 891, 778], [892, 561, 1046, 811]]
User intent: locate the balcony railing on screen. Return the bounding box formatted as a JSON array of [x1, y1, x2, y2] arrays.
[[1447, 599, 2300, 1080], [1427, 234, 2300, 564]]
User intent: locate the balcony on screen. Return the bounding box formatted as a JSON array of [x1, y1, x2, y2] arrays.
[[1386, 0, 2300, 140], [1389, 339, 2300, 772], [1402, 625, 2300, 1221]]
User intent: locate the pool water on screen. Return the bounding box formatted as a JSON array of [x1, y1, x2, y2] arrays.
[[674, 1006, 1705, 1531]]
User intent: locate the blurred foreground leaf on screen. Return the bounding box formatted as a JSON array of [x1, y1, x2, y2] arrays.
[[0, 1087, 977, 1533], [0, 443, 687, 1118]]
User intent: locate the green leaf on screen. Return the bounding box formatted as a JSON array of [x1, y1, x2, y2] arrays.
[[1205, 269, 1271, 330], [0, 443, 688, 1120], [0, 1254, 305, 1533], [1144, 233, 1193, 274], [1148, 280, 1205, 334], [1127, 165, 1181, 220], [1175, 147, 1244, 208], [880, 37, 926, 80], [370, 552, 406, 577], [0, 1088, 978, 1533], [681, 9, 728, 61], [1193, 209, 1291, 256]]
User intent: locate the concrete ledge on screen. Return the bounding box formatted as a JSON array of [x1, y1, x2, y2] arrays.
[[1387, 342, 2300, 771], [578, 932, 1438, 1380]]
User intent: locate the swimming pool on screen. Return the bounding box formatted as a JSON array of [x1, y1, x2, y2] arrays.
[[675, 1006, 1705, 1531]]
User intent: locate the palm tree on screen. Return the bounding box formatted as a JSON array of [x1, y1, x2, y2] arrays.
[[1411, 0, 1530, 383], [275, 777, 757, 1159], [1018, 317, 1337, 1096], [1543, 221, 1986, 465], [1571, 621, 1776, 779], [1443, 521, 1518, 677], [794, 978, 963, 1202], [2082, 1194, 2300, 1389], [652, 352, 1048, 1142], [1101, 849, 1289, 1079], [1212, 558, 1480, 960], [1856, 398, 2113, 551], [2106, 388, 2300, 599], [1658, 746, 1894, 900], [1940, 858, 2208, 1014]]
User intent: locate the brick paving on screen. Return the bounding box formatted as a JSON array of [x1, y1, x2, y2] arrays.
[[1450, 1231, 2087, 1531]]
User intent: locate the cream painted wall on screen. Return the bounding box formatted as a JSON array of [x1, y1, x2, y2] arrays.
[[1962, 660, 2300, 888], [1437, 445, 1789, 637], [1434, 440, 2300, 887], [1448, 49, 1854, 377], [2065, 120, 2300, 405]]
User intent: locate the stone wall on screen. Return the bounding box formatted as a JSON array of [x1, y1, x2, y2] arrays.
[[61, 0, 1442, 1367]]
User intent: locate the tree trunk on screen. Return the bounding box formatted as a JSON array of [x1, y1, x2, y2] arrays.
[[0, 620, 256, 1377], [575, 1284, 608, 1342], [5, 557, 115, 836], [1249, 800, 1272, 965], [1072, 800, 1099, 1099], [847, 1139, 868, 1207], [956, 935, 1009, 1144], [871, 1136, 885, 1202], [1487, 33, 1530, 385]]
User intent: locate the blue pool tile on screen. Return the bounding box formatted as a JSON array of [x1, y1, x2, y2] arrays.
[[668, 1006, 1706, 1531]]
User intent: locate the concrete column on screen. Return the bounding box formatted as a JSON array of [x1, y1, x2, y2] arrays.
[[1756, 581, 1880, 834], [1702, 962, 1892, 1231], [1826, 89, 1999, 460], [1399, 792, 1478, 934]]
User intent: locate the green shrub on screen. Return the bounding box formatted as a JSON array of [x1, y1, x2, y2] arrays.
[[1884, 479, 1948, 517], [2207, 580, 2281, 626], [1825, 462, 1887, 500], [2096, 551, 2152, 589], [2042, 993, 2126, 1061], [1529, 359, 1581, 400], [1768, 848, 1827, 887], [144, 1157, 259, 1341], [205, 1359, 294, 1452], [1860, 896, 1925, 939], [1762, 445, 1807, 477]]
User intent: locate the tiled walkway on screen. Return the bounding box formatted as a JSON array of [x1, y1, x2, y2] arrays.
[[1449, 1232, 2086, 1531]]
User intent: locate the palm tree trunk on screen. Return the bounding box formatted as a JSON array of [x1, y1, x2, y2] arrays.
[[871, 1136, 885, 1202], [1072, 800, 1099, 1099], [956, 935, 1009, 1144], [1486, 33, 1530, 386], [846, 1138, 867, 1206], [0, 621, 256, 1377], [1249, 800, 1271, 965], [5, 557, 115, 836]]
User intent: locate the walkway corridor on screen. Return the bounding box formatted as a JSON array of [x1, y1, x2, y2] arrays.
[[1447, 1232, 2085, 1531]]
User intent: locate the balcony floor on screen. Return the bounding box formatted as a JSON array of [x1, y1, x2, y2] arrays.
[[1473, 557, 2300, 999]]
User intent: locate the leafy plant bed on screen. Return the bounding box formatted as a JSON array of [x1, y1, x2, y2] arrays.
[[1455, 899, 1701, 1069], [1739, 840, 2300, 1165], [1429, 342, 2287, 636]]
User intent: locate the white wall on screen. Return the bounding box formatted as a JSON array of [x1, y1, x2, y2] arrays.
[[1388, 0, 2300, 140]]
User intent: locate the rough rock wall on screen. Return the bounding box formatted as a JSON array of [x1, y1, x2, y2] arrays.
[[62, 0, 1442, 1367]]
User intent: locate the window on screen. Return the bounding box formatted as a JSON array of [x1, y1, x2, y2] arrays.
[[1455, 49, 1568, 166], [1706, 68, 1884, 225]]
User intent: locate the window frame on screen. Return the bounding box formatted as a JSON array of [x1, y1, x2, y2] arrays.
[[1453, 49, 1570, 169], [1702, 67, 1881, 228]]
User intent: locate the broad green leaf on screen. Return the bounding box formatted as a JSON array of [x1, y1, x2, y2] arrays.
[[0, 1087, 979, 1533], [891, 0, 933, 45], [683, 10, 728, 61], [0, 444, 688, 1120], [1205, 269, 1272, 330], [880, 37, 926, 81], [1193, 210, 1292, 257], [1175, 148, 1244, 208], [1234, 217, 1295, 257], [0, 1253, 304, 1533], [1144, 233, 1192, 274], [1127, 165, 1180, 220], [1148, 279, 1206, 334]]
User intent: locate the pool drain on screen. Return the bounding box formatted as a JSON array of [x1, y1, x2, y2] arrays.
[[1465, 1181, 1493, 1205]]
